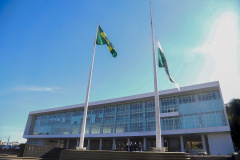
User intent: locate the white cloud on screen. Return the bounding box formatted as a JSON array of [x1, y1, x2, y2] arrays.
[[14, 86, 61, 92], [192, 12, 240, 103]]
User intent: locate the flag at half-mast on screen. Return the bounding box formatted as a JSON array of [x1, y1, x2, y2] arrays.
[[96, 25, 117, 57], [157, 39, 180, 90]]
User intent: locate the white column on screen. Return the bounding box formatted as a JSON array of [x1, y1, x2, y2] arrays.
[[201, 134, 207, 151], [87, 139, 91, 150], [113, 138, 116, 151], [161, 137, 164, 148], [77, 139, 79, 147], [66, 139, 69, 149], [180, 136, 185, 152], [57, 139, 60, 148], [128, 138, 130, 151], [144, 137, 147, 151], [99, 138, 102, 150]]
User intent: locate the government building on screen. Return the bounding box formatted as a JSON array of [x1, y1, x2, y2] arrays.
[[23, 81, 234, 155]]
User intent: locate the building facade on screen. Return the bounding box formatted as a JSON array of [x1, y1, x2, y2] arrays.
[[23, 81, 234, 155]]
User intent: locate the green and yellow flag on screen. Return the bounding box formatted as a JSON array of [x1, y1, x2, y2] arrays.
[[96, 25, 117, 57]]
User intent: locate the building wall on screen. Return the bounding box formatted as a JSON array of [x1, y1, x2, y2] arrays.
[[27, 138, 62, 147], [23, 143, 63, 159], [27, 90, 227, 136], [207, 132, 234, 155], [23, 82, 234, 155]]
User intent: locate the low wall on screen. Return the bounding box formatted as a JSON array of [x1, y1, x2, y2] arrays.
[[23, 143, 63, 158]]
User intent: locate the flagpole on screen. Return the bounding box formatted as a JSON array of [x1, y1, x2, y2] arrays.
[[79, 23, 99, 150], [150, 2, 162, 150]]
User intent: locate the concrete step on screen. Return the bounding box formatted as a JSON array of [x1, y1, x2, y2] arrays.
[[0, 156, 41, 159], [0, 155, 17, 157], [60, 149, 191, 160]]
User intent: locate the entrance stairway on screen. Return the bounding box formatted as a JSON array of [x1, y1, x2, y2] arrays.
[[60, 149, 191, 160]]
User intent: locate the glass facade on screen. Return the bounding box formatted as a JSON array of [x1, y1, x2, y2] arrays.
[[29, 90, 227, 135]]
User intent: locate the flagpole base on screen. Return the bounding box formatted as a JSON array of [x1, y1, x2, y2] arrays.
[[76, 147, 87, 150], [151, 147, 166, 152]]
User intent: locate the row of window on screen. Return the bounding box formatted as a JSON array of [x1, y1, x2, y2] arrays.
[[30, 110, 227, 135], [33, 102, 223, 128], [198, 93, 217, 101], [161, 92, 219, 106], [161, 105, 178, 113], [29, 90, 224, 135]]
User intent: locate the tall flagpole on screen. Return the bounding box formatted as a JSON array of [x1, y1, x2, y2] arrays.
[[150, 2, 162, 150], [79, 23, 99, 150]]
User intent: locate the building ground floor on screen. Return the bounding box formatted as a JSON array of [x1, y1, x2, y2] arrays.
[[26, 132, 234, 155]]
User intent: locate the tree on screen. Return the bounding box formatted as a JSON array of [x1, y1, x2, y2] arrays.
[[226, 98, 240, 149]]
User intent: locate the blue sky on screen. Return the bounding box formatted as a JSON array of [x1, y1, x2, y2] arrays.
[[0, 0, 239, 143]]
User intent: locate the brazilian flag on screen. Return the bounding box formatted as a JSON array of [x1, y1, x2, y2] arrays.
[[96, 26, 117, 57]]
